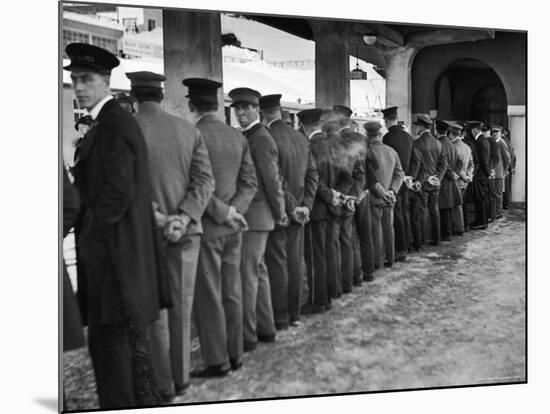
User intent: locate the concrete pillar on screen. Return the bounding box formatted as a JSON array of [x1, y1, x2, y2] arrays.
[[310, 21, 351, 108], [382, 46, 417, 129], [507, 105, 526, 203], [162, 10, 224, 121]]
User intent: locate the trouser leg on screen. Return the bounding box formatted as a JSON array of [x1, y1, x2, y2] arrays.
[[392, 189, 407, 256], [241, 231, 270, 345], [440, 208, 452, 239], [356, 193, 375, 276], [427, 191, 441, 243], [495, 178, 504, 216], [265, 227, 288, 327], [382, 206, 395, 265], [351, 219, 362, 284], [286, 224, 304, 322], [339, 216, 354, 292], [410, 191, 426, 249], [305, 221, 329, 306], [193, 237, 229, 367], [370, 203, 383, 268], [221, 233, 244, 364], [326, 217, 342, 299], [452, 203, 465, 233]]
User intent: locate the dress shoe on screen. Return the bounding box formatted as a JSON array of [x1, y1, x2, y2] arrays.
[[324, 302, 332, 311], [429, 241, 439, 246], [363, 273, 374, 282], [175, 382, 190, 396], [353, 280, 362, 287], [190, 364, 230, 378], [244, 341, 257, 352], [257, 333, 276, 343], [301, 303, 325, 315], [384, 261, 393, 268], [496, 215, 503, 219], [342, 287, 352, 294], [471, 224, 488, 230], [290, 319, 303, 327], [230, 359, 243, 371], [395, 254, 407, 262], [374, 264, 381, 270], [159, 391, 175, 403], [441, 236, 451, 242], [275, 321, 289, 330], [452, 231, 464, 236]]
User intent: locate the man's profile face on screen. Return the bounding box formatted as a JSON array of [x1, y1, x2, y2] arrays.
[[492, 129, 502, 139], [70, 69, 110, 110], [233, 103, 259, 128]]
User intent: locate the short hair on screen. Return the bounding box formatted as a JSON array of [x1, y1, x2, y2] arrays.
[[384, 113, 398, 122], [261, 106, 281, 117], [130, 86, 164, 103], [191, 100, 219, 112], [435, 124, 447, 135]]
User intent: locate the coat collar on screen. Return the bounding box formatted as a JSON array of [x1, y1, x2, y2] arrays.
[[243, 121, 264, 137], [88, 94, 114, 120]]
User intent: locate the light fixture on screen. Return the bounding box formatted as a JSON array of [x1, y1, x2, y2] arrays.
[[363, 35, 377, 46], [350, 43, 367, 80]]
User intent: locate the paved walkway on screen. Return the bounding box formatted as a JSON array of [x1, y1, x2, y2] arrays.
[[64, 208, 526, 410]]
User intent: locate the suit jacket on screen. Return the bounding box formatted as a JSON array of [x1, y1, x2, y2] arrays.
[[242, 122, 285, 231], [437, 135, 462, 209], [493, 137, 511, 179], [267, 119, 318, 220], [73, 99, 171, 327], [309, 131, 338, 221], [453, 138, 474, 191], [134, 102, 215, 235], [63, 168, 84, 351], [368, 139, 404, 206], [197, 114, 258, 240], [414, 131, 448, 191], [473, 133, 491, 179], [383, 125, 414, 175]]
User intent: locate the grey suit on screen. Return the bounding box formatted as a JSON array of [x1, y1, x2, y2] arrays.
[[193, 114, 257, 368], [135, 102, 215, 393], [240, 122, 285, 345]]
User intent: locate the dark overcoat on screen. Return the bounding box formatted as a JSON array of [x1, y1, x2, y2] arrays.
[[309, 132, 338, 222], [383, 125, 414, 175], [63, 168, 85, 351], [267, 119, 318, 219], [437, 135, 462, 210], [471, 134, 491, 200], [73, 99, 171, 327]]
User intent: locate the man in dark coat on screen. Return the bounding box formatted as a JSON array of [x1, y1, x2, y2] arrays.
[[470, 121, 492, 229], [299, 109, 338, 313], [228, 88, 286, 347], [408, 146, 428, 250], [128, 71, 215, 399], [65, 43, 169, 409], [488, 126, 511, 219], [184, 78, 258, 377], [436, 121, 462, 241], [412, 115, 448, 245], [334, 105, 372, 286], [382, 106, 414, 261], [261, 94, 319, 328]]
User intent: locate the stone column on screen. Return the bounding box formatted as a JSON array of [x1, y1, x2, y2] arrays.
[[381, 46, 417, 129], [162, 10, 224, 121], [507, 105, 526, 204], [310, 21, 351, 108]]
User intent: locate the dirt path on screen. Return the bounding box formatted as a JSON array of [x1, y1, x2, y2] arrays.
[[64, 209, 525, 409]]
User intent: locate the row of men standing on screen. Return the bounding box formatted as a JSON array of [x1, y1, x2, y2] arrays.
[[62, 42, 514, 411]]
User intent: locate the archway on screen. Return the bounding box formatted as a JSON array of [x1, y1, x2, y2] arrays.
[[433, 58, 507, 126]]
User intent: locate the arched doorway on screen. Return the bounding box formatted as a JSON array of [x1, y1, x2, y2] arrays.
[[434, 58, 508, 127]]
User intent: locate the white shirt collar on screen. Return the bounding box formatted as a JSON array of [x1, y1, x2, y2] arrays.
[[242, 118, 260, 132], [474, 132, 483, 141], [308, 129, 322, 140], [88, 94, 113, 120]]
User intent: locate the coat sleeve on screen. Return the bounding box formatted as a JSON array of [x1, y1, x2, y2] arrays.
[[310, 139, 335, 206], [302, 148, 319, 210], [390, 152, 404, 194], [230, 139, 258, 215], [93, 119, 138, 234], [479, 138, 491, 176], [500, 140, 511, 173], [350, 158, 365, 197], [408, 147, 422, 179], [250, 132, 285, 221], [177, 129, 215, 222]]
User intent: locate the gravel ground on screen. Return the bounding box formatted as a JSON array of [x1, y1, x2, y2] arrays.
[[63, 207, 525, 411]]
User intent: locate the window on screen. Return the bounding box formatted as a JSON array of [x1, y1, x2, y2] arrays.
[[148, 19, 156, 31], [91, 35, 118, 55]]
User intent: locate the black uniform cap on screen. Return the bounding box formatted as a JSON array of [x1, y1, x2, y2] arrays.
[[381, 106, 398, 118], [259, 94, 282, 110], [468, 120, 483, 129], [447, 121, 463, 131], [182, 78, 222, 104], [363, 121, 382, 135], [296, 108, 323, 125], [414, 114, 433, 127], [228, 87, 261, 107], [64, 43, 120, 74], [333, 104, 353, 118], [126, 71, 166, 88], [435, 119, 449, 131]]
